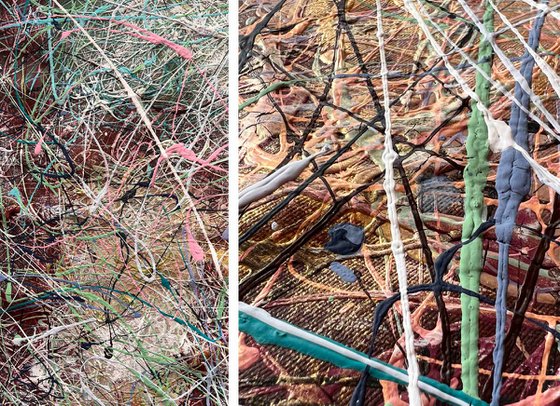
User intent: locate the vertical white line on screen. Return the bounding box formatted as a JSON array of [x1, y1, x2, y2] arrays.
[[228, 0, 240, 403], [376, 1, 421, 403]]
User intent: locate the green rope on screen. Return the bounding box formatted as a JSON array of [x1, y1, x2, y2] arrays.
[[458, 1, 494, 397]]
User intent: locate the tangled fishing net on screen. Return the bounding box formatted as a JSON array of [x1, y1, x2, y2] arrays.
[[1, 0, 228, 404], [239, 0, 560, 404]]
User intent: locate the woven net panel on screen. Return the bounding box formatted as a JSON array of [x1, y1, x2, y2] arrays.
[[239, 0, 560, 404]]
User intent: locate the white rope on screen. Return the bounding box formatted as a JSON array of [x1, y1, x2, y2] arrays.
[[240, 303, 470, 406], [456, 0, 560, 135], [487, 0, 560, 102], [485, 114, 560, 195], [412, 0, 560, 141], [403, 1, 486, 106], [377, 1, 422, 403], [13, 318, 97, 346]]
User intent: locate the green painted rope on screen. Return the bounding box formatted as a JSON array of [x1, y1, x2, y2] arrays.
[[458, 0, 494, 397]]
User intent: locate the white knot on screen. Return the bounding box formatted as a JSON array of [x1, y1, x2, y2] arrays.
[[484, 114, 514, 153]]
